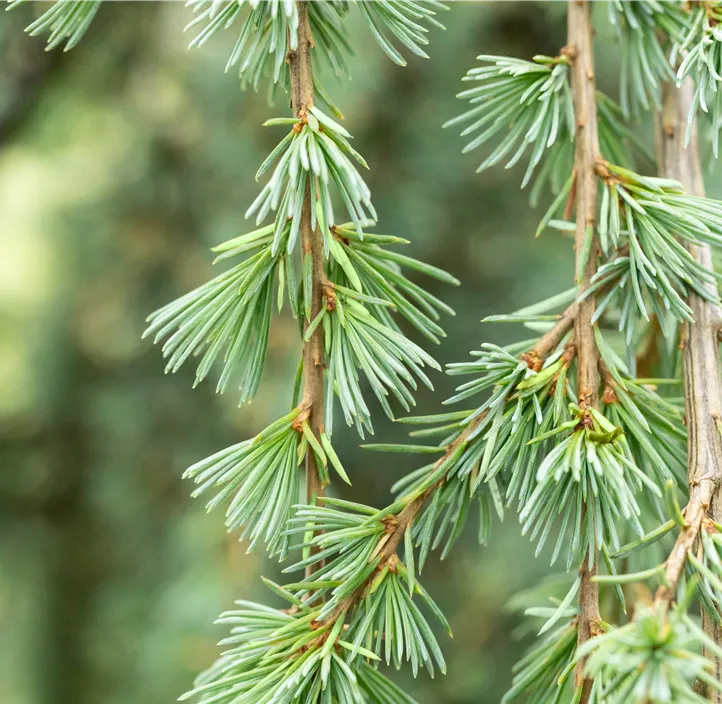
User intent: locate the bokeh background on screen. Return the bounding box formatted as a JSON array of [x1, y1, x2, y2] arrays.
[[0, 3, 697, 703]]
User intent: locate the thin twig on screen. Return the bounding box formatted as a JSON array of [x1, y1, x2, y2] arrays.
[[653, 79, 722, 697], [288, 1, 326, 577], [567, 1, 603, 698], [323, 411, 488, 624], [320, 307, 579, 624], [522, 302, 576, 370]]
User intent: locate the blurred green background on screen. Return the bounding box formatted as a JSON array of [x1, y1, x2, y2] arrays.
[[0, 2, 685, 703]]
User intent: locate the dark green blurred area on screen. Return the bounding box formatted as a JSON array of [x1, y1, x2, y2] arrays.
[[0, 3, 674, 703]]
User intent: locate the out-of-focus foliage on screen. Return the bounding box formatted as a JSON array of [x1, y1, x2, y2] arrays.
[[442, 1, 722, 701]]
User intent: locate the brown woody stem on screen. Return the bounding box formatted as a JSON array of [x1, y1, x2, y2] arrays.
[[289, 1, 325, 577], [322, 411, 488, 624], [522, 303, 577, 370], [567, 1, 602, 698], [653, 79, 722, 696]]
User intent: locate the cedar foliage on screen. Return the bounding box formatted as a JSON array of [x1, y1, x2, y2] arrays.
[[12, 1, 722, 702]]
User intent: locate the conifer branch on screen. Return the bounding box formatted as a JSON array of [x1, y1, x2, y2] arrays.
[[9, 4, 458, 700], [567, 1, 603, 698], [320, 312, 578, 625], [322, 410, 488, 625], [653, 77, 722, 695], [288, 0, 326, 575]]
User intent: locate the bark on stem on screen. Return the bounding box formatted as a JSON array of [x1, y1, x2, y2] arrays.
[[567, 0, 600, 412], [567, 2, 602, 699], [524, 303, 576, 368], [653, 79, 722, 698], [288, 1, 325, 575]]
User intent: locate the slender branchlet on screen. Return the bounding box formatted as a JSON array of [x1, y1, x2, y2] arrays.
[[567, 2, 602, 697], [654, 77, 722, 697], [321, 312, 576, 625], [323, 411, 487, 623], [288, 2, 326, 575], [523, 303, 577, 369]]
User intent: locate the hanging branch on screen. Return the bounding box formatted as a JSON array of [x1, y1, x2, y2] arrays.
[[566, 2, 602, 699], [440, 4, 722, 701], [288, 1, 326, 538], [321, 411, 487, 624], [314, 311, 577, 624], [8, 3, 463, 701], [653, 77, 722, 696]]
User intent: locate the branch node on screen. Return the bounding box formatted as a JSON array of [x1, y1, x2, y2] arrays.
[[560, 43, 577, 61], [520, 352, 543, 372]]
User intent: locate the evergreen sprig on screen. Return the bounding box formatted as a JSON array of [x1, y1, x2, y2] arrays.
[[180, 581, 415, 704], [314, 221, 457, 437], [343, 561, 448, 677], [248, 108, 375, 253], [356, 0, 448, 67], [575, 605, 722, 703], [443, 341, 573, 510], [443, 54, 574, 188], [325, 292, 440, 436], [278, 501, 450, 677], [7, 0, 101, 51], [600, 375, 686, 495], [445, 52, 652, 207], [677, 1, 722, 155], [592, 162, 722, 341], [332, 222, 458, 345], [183, 408, 304, 558], [185, 0, 448, 89], [390, 314, 683, 567], [145, 112, 455, 417], [186, 0, 299, 87], [367, 321, 579, 563], [377, 406, 498, 564], [392, 458, 497, 562], [519, 403, 661, 568], [607, 0, 688, 118], [186, 0, 351, 92], [532, 92, 651, 233], [143, 226, 281, 404]]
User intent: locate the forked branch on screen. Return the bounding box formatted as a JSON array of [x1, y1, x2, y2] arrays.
[[322, 306, 578, 625]]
